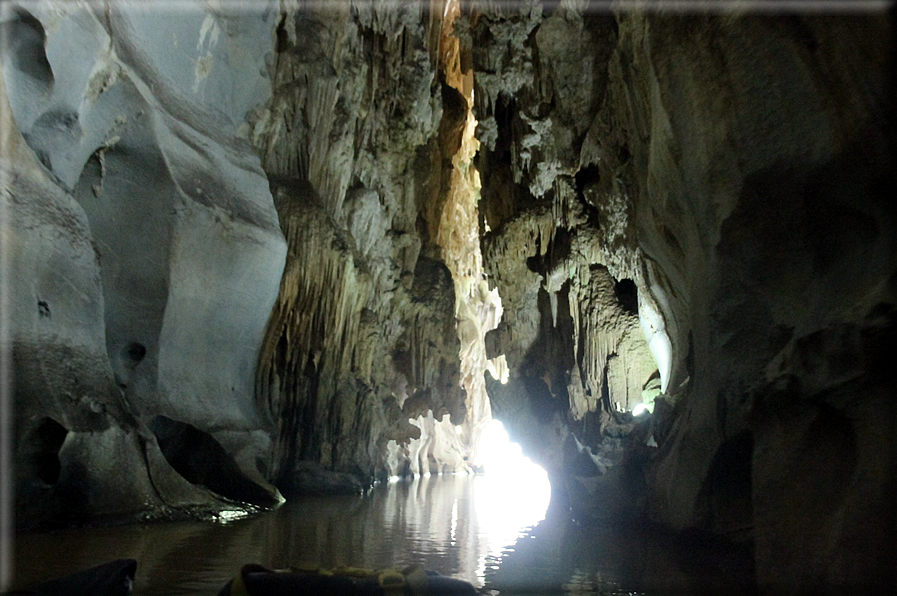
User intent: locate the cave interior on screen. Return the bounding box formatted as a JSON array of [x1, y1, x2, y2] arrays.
[[1, 0, 895, 592]]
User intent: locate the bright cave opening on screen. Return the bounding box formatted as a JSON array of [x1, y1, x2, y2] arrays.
[[473, 419, 552, 571], [479, 419, 550, 485]]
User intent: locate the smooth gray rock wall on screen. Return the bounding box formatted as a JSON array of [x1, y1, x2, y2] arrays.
[[3, 0, 286, 526], [4, 0, 286, 429], [2, 74, 241, 528]]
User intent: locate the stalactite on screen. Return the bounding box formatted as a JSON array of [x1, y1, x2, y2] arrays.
[[251, 0, 485, 484], [552, 176, 575, 230], [566, 263, 658, 417], [255, 191, 372, 484]]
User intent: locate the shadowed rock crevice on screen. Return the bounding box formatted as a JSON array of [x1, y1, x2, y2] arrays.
[[148, 415, 280, 508], [694, 431, 754, 540], [25, 418, 69, 487]]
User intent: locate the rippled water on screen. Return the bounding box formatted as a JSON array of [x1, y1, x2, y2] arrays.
[[11, 474, 751, 594]]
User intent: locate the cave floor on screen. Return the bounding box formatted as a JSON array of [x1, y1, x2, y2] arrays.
[[11, 475, 752, 594]]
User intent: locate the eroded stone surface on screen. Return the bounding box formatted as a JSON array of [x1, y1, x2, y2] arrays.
[[4, 2, 895, 591], [3, 0, 286, 526], [471, 4, 895, 591], [248, 2, 479, 487]]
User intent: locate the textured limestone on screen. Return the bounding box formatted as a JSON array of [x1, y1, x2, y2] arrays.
[[4, 2, 895, 591], [254, 180, 465, 490], [251, 2, 480, 488], [3, 0, 286, 526], [473, 1, 659, 487], [435, 4, 500, 467], [472, 3, 895, 591]]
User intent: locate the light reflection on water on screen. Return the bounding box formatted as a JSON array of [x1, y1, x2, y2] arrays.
[[11, 474, 748, 594], [13, 474, 555, 595]]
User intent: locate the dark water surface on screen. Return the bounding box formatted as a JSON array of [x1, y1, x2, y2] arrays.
[[12, 474, 750, 594]]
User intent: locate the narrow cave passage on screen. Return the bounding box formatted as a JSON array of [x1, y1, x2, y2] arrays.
[[5, 0, 893, 593], [434, 0, 504, 472]]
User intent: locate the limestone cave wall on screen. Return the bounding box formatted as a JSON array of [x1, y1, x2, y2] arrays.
[[248, 1, 478, 489], [2, 0, 895, 591], [2, 0, 481, 526], [468, 2, 895, 590], [2, 0, 288, 527]]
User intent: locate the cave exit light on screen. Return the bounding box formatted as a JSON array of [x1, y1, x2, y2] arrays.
[[477, 419, 551, 504], [472, 419, 552, 575]]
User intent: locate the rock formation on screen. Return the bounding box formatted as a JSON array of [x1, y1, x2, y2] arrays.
[[2, 0, 894, 591], [3, 0, 287, 527], [468, 2, 896, 591], [249, 0, 482, 487]]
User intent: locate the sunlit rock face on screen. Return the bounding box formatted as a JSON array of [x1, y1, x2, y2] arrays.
[[471, 3, 895, 591], [3, 0, 287, 526], [250, 2, 475, 489]]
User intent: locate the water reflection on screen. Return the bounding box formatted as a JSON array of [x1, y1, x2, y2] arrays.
[[12, 474, 551, 594], [11, 475, 751, 594], [261, 473, 551, 588]]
